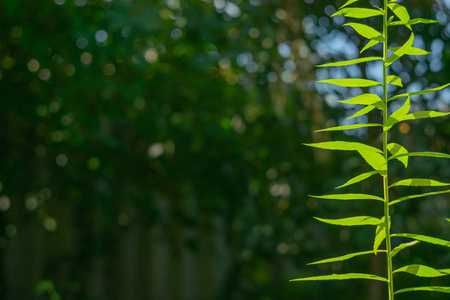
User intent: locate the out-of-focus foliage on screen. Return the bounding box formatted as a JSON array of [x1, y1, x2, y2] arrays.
[[0, 0, 448, 299]]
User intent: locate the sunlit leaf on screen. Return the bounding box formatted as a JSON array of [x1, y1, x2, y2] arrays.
[[391, 233, 450, 248], [348, 105, 376, 119], [357, 149, 387, 174], [310, 193, 384, 201], [317, 57, 382, 67], [386, 97, 410, 129], [339, 0, 360, 9], [390, 178, 450, 188], [336, 171, 379, 189], [332, 8, 384, 18], [399, 111, 450, 122], [388, 46, 430, 55], [388, 83, 450, 101], [318, 78, 381, 87], [388, 3, 411, 29], [390, 240, 420, 257], [304, 141, 382, 154], [361, 39, 380, 53], [389, 190, 450, 206], [390, 18, 442, 26], [387, 143, 408, 167], [387, 75, 403, 87], [290, 273, 388, 282], [394, 265, 448, 278], [344, 23, 384, 41], [389, 151, 450, 161], [387, 32, 414, 65], [315, 123, 382, 132], [308, 250, 385, 265], [315, 216, 383, 226], [339, 93, 383, 106], [394, 286, 450, 295], [373, 220, 386, 252]]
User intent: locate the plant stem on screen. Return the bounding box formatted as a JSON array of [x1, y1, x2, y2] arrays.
[[382, 0, 394, 299]]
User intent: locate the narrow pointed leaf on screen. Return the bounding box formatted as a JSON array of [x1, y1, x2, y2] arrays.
[[387, 75, 403, 87], [388, 82, 450, 101], [291, 273, 388, 282], [348, 105, 376, 119], [390, 178, 450, 188], [315, 216, 383, 226], [344, 23, 385, 41], [357, 150, 387, 174], [339, 93, 383, 106], [339, 0, 359, 9], [332, 8, 384, 19], [315, 123, 382, 132], [390, 190, 450, 206], [318, 78, 381, 87], [374, 221, 386, 251], [395, 286, 450, 295], [361, 39, 380, 53], [336, 171, 379, 189], [399, 111, 450, 122], [387, 143, 408, 167], [317, 57, 382, 67], [389, 152, 450, 161], [390, 240, 420, 257], [389, 46, 429, 55], [390, 18, 442, 26], [304, 141, 382, 154], [310, 193, 384, 201], [394, 265, 448, 278], [308, 250, 385, 265], [386, 97, 410, 129], [391, 233, 450, 247], [388, 3, 411, 29], [387, 32, 414, 65]]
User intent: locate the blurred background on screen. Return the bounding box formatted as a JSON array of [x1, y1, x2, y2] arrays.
[[0, 0, 449, 299]]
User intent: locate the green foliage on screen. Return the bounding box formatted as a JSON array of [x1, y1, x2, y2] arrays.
[[291, 0, 450, 299]]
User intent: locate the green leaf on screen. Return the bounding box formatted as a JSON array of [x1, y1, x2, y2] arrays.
[[394, 264, 448, 278], [386, 97, 410, 129], [390, 240, 420, 258], [361, 39, 380, 53], [387, 75, 403, 87], [394, 286, 450, 295], [389, 151, 450, 161], [315, 216, 383, 226], [310, 193, 384, 201], [399, 111, 450, 122], [332, 8, 384, 19], [373, 220, 386, 252], [388, 82, 450, 101], [339, 0, 359, 9], [388, 3, 411, 30], [391, 233, 450, 248], [317, 57, 382, 67], [390, 18, 442, 26], [348, 105, 376, 119], [387, 32, 414, 65], [336, 170, 379, 189], [315, 123, 382, 132], [357, 149, 387, 174], [389, 190, 450, 206], [339, 93, 383, 106], [388, 46, 430, 56], [390, 178, 450, 188], [446, 218, 450, 223], [344, 23, 384, 41], [387, 143, 408, 167], [318, 78, 381, 87], [304, 141, 382, 154], [290, 273, 388, 282], [308, 250, 385, 265]]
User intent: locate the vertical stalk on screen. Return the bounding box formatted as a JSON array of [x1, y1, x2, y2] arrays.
[[382, 0, 394, 299]]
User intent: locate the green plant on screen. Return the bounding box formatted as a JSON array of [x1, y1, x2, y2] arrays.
[[36, 280, 61, 300], [291, 0, 450, 299]]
